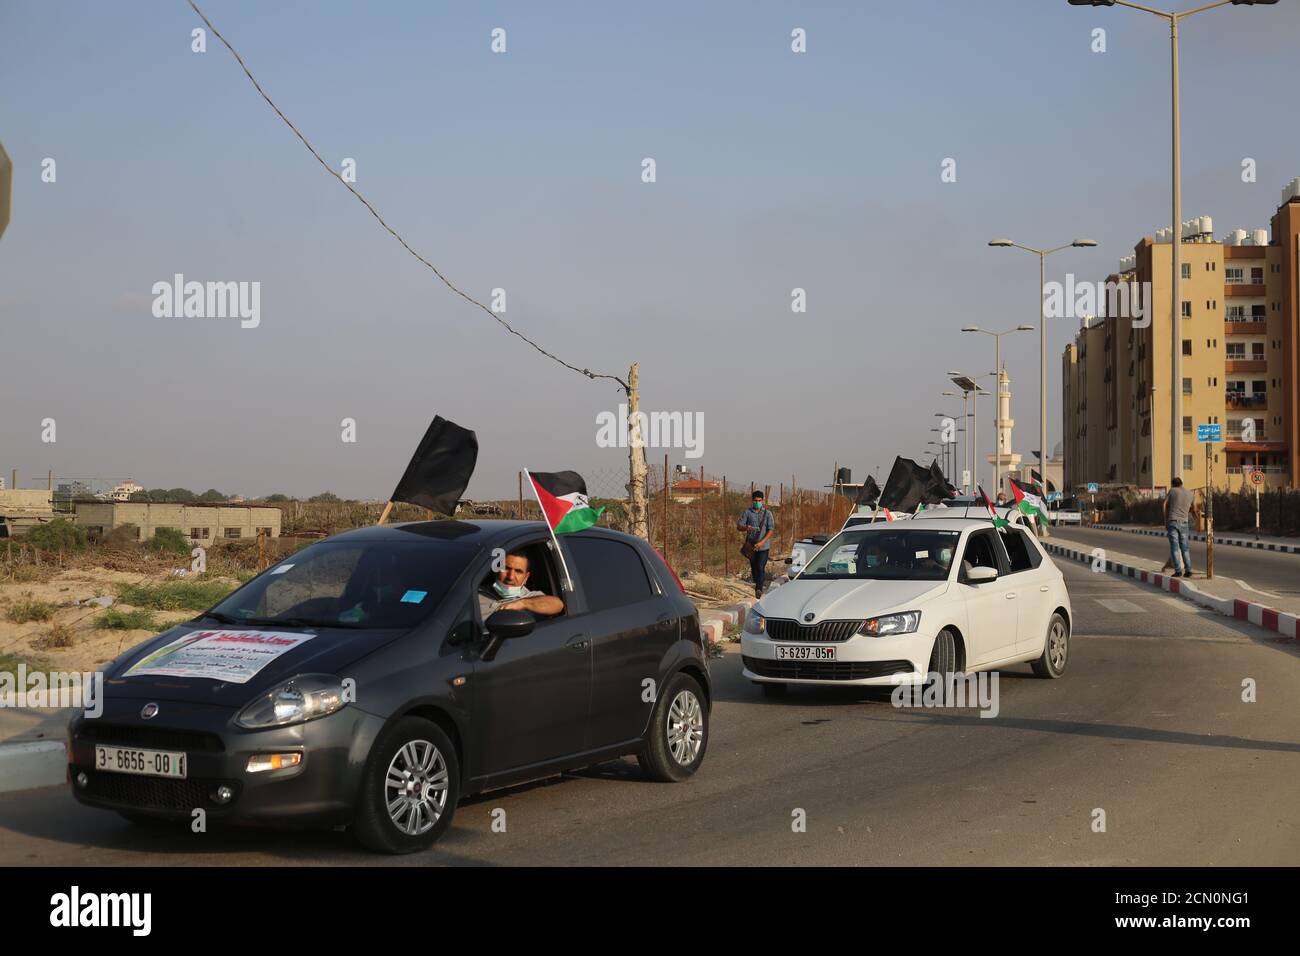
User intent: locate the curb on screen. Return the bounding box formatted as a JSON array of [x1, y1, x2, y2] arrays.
[[1044, 542, 1300, 642], [0, 740, 67, 795], [699, 598, 754, 643], [1091, 524, 1300, 555]]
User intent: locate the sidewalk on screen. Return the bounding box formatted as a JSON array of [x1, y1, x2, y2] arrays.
[[1044, 539, 1300, 640], [0, 706, 70, 794], [1091, 523, 1300, 555]]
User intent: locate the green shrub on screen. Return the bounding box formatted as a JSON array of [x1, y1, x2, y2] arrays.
[[22, 519, 87, 552], [7, 595, 55, 623], [97, 608, 160, 630], [115, 579, 236, 611], [144, 527, 192, 555]]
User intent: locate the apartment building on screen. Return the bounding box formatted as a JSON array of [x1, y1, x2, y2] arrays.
[[1062, 179, 1299, 493]]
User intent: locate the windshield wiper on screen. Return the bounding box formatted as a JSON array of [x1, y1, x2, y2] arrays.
[[198, 611, 245, 625]]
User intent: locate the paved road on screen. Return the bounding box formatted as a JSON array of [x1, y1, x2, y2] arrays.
[[2, 560, 1298, 866], [1051, 526, 1300, 602]]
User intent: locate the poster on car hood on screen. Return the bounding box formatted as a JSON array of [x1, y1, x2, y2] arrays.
[[123, 629, 316, 684]]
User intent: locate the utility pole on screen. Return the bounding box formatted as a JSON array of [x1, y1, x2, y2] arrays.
[[626, 363, 649, 540]]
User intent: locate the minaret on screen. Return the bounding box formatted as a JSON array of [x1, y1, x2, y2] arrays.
[[987, 366, 1022, 494]]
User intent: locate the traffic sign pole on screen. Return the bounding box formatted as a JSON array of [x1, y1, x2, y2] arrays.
[[1205, 442, 1214, 581]]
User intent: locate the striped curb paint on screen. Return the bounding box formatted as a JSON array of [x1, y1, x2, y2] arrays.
[[1045, 543, 1300, 642], [1091, 524, 1300, 555]]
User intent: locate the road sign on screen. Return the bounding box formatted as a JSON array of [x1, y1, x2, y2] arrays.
[[1247, 469, 1265, 487], [1086, 482, 1098, 494], [1196, 423, 1221, 443], [1047, 491, 1063, 503]]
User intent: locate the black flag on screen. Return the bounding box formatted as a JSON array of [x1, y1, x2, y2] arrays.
[[878, 457, 940, 512], [1030, 468, 1057, 494], [390, 415, 478, 515], [928, 460, 957, 499], [856, 474, 882, 506]]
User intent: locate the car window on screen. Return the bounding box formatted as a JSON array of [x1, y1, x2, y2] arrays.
[[798, 528, 960, 581], [1000, 527, 1042, 572], [959, 530, 1002, 577], [212, 539, 475, 629], [567, 537, 654, 612]]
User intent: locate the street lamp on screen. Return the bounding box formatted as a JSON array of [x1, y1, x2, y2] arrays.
[[948, 372, 988, 496], [1066, 0, 1277, 488], [961, 326, 1035, 495], [988, 239, 1095, 509]]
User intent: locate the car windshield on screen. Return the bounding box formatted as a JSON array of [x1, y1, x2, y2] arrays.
[[799, 528, 961, 581], [207, 539, 477, 630]]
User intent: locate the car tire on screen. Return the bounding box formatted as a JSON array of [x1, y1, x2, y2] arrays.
[[353, 716, 460, 855], [760, 682, 788, 699], [1031, 612, 1069, 679], [926, 628, 957, 688], [638, 672, 708, 783]]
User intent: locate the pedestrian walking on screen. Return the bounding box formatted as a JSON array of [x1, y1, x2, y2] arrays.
[[737, 490, 775, 600]]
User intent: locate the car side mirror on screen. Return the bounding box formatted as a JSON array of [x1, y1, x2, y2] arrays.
[[966, 565, 998, 584], [480, 609, 535, 662]]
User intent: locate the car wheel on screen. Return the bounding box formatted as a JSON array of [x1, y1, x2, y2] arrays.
[[1031, 613, 1069, 678], [925, 628, 958, 689], [638, 672, 708, 783], [353, 716, 460, 854], [760, 682, 788, 699]]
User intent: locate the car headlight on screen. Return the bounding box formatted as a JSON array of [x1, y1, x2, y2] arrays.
[[858, 611, 921, 637], [236, 675, 348, 729], [743, 612, 766, 635]]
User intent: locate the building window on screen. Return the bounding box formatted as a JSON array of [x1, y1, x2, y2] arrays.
[[1182, 416, 1192, 433], [190, 527, 210, 539], [1182, 377, 1192, 395], [257, 527, 274, 537], [1182, 263, 1192, 279], [1181, 301, 1192, 318], [1183, 455, 1193, 471], [1226, 267, 1243, 283], [224, 528, 242, 539], [1182, 340, 1192, 356], [1251, 342, 1265, 360], [1227, 343, 1245, 359]]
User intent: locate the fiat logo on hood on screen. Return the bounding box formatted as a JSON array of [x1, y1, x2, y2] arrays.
[[803, 613, 815, 623], [140, 703, 160, 720]]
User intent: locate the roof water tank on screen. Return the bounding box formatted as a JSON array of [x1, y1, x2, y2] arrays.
[[1253, 228, 1269, 246]]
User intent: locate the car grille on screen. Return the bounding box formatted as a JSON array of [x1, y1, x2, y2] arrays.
[[79, 769, 240, 812], [765, 618, 864, 643], [75, 723, 224, 753], [744, 656, 914, 681]]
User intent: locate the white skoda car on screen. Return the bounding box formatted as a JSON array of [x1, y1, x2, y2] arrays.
[[742, 518, 1071, 696]]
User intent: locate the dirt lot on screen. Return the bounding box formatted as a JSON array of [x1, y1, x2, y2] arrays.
[[0, 567, 239, 675]]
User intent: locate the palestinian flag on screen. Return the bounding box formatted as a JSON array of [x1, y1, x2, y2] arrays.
[[1010, 477, 1047, 522], [527, 470, 605, 534], [977, 485, 1010, 528]]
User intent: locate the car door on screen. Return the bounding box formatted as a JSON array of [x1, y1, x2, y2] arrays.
[[955, 528, 1019, 667], [564, 535, 678, 749], [999, 526, 1054, 656], [469, 540, 592, 777]]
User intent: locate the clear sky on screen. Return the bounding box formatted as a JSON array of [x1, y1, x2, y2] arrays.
[[3, 0, 1298, 500]]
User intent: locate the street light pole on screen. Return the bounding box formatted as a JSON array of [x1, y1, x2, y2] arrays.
[[1066, 0, 1279, 486], [988, 239, 1096, 506], [961, 326, 1035, 496]]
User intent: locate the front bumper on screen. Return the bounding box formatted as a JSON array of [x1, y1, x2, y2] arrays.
[[741, 629, 935, 686], [67, 695, 386, 827]]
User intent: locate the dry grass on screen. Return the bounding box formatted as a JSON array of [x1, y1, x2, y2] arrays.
[[7, 594, 55, 624], [35, 621, 77, 649]]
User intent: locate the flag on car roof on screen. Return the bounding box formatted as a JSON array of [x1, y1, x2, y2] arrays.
[[1030, 468, 1056, 494], [389, 415, 478, 515], [527, 470, 605, 534], [929, 460, 958, 498], [878, 457, 949, 512], [1010, 477, 1047, 522], [855, 474, 882, 507]]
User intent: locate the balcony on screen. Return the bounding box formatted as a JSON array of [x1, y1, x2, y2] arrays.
[[1225, 465, 1288, 474], [1225, 392, 1267, 409], [1225, 319, 1267, 335], [1226, 359, 1267, 373]]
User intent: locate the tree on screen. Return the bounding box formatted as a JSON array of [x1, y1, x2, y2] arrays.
[[196, 489, 225, 502], [308, 492, 341, 504], [264, 493, 290, 503]]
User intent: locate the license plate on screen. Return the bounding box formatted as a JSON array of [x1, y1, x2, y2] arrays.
[[775, 645, 836, 661], [95, 745, 187, 779]]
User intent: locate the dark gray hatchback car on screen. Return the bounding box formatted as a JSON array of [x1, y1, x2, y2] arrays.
[[68, 521, 710, 853]]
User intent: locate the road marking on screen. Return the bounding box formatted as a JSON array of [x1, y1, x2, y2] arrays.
[[1159, 597, 1194, 613], [1094, 598, 1145, 614]]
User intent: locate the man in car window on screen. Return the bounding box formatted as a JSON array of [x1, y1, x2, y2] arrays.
[[478, 551, 565, 619]]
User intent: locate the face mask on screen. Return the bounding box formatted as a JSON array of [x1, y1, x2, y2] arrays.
[[865, 553, 881, 568], [753, 501, 764, 510], [493, 581, 524, 599], [938, 549, 953, 564]]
